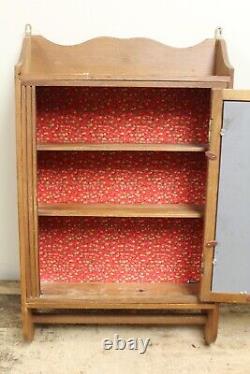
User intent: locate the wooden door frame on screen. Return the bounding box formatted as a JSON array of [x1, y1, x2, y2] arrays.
[[200, 89, 250, 303]]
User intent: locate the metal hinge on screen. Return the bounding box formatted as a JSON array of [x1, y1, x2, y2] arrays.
[[206, 240, 218, 248], [205, 151, 217, 160], [208, 118, 213, 143], [200, 264, 204, 275]]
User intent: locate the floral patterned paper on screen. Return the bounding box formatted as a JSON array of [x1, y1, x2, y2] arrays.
[[36, 87, 210, 144], [39, 217, 203, 283], [37, 151, 206, 205], [37, 87, 210, 284]]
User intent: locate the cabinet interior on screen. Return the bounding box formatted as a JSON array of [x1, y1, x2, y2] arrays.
[[36, 87, 210, 144], [36, 86, 210, 296]]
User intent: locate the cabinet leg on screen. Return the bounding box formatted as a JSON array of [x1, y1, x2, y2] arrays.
[[204, 305, 219, 345], [22, 307, 34, 342]]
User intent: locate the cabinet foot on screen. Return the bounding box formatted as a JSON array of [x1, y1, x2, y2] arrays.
[[22, 308, 34, 342], [204, 304, 219, 345]]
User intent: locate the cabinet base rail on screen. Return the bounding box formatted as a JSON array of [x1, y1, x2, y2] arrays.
[[22, 304, 219, 345]]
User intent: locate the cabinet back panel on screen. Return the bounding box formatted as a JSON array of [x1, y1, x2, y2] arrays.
[[37, 151, 206, 205], [39, 217, 203, 283], [36, 87, 210, 144]]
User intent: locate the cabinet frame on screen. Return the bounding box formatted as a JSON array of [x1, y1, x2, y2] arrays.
[[16, 32, 235, 342]]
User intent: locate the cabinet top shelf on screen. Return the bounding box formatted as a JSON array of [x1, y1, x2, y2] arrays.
[[16, 35, 233, 88]]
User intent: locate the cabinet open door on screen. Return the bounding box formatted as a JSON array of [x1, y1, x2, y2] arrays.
[[200, 89, 250, 303]]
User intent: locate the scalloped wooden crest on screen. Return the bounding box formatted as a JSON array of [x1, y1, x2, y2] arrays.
[[17, 26, 233, 88]]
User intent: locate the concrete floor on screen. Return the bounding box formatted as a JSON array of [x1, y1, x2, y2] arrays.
[[1, 296, 250, 373]]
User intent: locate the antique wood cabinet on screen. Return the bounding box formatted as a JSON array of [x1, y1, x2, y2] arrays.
[[15, 28, 249, 343]]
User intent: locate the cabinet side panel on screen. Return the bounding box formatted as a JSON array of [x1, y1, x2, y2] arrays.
[[26, 86, 39, 296], [212, 101, 250, 293], [16, 83, 31, 298]]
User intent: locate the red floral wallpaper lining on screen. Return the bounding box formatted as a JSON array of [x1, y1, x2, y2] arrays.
[[36, 87, 210, 144], [37, 151, 206, 205], [39, 217, 203, 284], [37, 87, 210, 284]]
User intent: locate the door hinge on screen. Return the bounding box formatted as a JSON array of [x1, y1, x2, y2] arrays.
[[208, 118, 213, 143], [206, 240, 218, 248], [200, 260, 204, 275], [187, 279, 199, 284], [205, 151, 217, 160]]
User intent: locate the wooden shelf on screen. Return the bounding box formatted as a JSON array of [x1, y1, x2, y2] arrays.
[[17, 36, 233, 88], [38, 282, 200, 306], [38, 203, 204, 218], [37, 143, 208, 152], [24, 76, 231, 88]]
